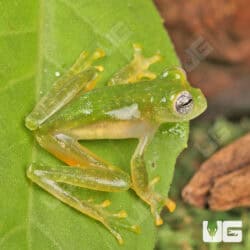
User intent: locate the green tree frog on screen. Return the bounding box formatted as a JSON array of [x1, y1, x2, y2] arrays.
[[25, 44, 207, 244]]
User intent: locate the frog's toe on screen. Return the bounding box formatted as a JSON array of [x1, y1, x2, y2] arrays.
[[110, 218, 141, 234], [133, 43, 162, 67], [94, 65, 104, 72], [145, 177, 176, 225], [154, 212, 164, 226], [104, 224, 124, 245], [112, 209, 128, 218], [71, 48, 106, 74], [92, 48, 106, 60], [129, 44, 162, 82], [165, 198, 176, 212], [108, 209, 140, 233], [107, 217, 140, 234], [85, 48, 105, 69], [148, 201, 164, 226], [148, 196, 176, 226], [151, 196, 176, 224], [102, 209, 140, 244], [99, 199, 111, 208], [89, 200, 140, 243]]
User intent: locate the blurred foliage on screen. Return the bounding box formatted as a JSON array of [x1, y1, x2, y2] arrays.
[[156, 117, 250, 250]]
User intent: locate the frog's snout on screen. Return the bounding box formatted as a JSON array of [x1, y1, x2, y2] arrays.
[[196, 89, 208, 114]]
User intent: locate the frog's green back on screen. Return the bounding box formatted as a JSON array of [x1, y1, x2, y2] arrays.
[[40, 79, 183, 131]]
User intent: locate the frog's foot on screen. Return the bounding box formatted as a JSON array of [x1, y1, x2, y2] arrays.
[[103, 208, 141, 244], [86, 198, 140, 244], [149, 195, 176, 226], [70, 48, 105, 74], [71, 48, 105, 92], [85, 198, 140, 244], [143, 177, 176, 226], [108, 43, 162, 86]]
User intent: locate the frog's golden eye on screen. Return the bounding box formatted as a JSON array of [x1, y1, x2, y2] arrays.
[[175, 91, 193, 115]]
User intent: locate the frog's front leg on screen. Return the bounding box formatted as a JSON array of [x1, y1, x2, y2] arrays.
[[108, 44, 162, 86], [28, 131, 139, 244], [131, 133, 176, 225], [25, 49, 105, 131]]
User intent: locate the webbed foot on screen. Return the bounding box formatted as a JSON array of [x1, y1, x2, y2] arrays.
[[147, 176, 176, 225], [88, 198, 140, 244], [103, 209, 141, 244], [108, 43, 162, 86]]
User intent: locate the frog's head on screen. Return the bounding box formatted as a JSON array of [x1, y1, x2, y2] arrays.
[[156, 67, 207, 122]]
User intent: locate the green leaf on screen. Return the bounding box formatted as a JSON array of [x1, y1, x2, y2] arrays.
[[0, 0, 188, 249]]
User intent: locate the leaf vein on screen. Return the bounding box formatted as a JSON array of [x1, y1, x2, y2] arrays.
[[27, 0, 45, 249], [0, 73, 35, 95], [0, 29, 36, 38]]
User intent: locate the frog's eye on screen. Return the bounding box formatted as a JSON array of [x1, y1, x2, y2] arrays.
[[174, 91, 193, 115]]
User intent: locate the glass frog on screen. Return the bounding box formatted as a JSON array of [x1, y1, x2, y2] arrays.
[[25, 44, 207, 244]]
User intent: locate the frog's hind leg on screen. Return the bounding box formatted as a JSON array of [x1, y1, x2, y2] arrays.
[[131, 135, 176, 226], [108, 44, 162, 86], [27, 163, 139, 244], [28, 131, 139, 244], [25, 49, 105, 131]]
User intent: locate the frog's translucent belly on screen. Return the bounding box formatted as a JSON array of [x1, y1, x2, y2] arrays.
[[64, 120, 154, 140]]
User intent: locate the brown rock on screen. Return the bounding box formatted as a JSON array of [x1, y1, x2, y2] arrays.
[[182, 133, 250, 210], [209, 165, 250, 210]]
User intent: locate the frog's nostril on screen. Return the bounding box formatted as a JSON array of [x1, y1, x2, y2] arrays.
[[25, 116, 38, 131]]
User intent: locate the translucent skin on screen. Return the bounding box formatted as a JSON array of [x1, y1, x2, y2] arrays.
[[39, 79, 207, 134], [25, 45, 207, 244]]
